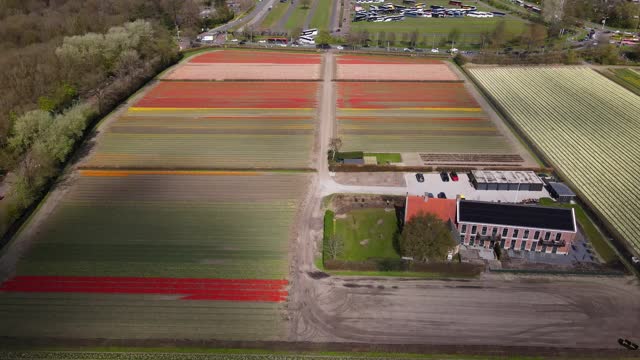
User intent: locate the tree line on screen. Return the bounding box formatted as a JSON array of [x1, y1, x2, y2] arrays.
[[0, 0, 225, 237]]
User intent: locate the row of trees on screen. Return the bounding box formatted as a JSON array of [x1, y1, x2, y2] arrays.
[[1, 19, 180, 235], [340, 22, 548, 50]]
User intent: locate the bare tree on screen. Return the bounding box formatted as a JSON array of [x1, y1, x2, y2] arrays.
[[329, 137, 342, 159], [325, 235, 344, 260]]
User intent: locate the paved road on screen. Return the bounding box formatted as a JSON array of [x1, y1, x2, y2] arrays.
[[287, 52, 640, 352], [201, 0, 277, 35]]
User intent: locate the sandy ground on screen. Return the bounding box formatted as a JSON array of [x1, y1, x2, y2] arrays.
[[334, 172, 406, 187]]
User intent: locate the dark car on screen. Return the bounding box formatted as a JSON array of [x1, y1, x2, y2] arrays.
[[450, 171, 459, 181], [316, 43, 331, 49], [440, 171, 449, 182], [238, 40, 247, 45], [437, 192, 446, 199], [618, 338, 639, 350], [415, 173, 424, 183], [427, 192, 434, 198]]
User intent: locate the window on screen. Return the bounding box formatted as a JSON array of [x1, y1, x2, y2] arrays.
[[481, 226, 487, 236], [523, 230, 529, 239], [510, 240, 516, 249], [491, 227, 498, 237], [534, 231, 540, 239], [555, 233, 562, 241], [479, 239, 485, 247], [544, 232, 551, 241], [531, 242, 537, 251], [513, 229, 519, 238], [502, 228, 508, 237], [471, 225, 477, 234], [520, 241, 526, 250], [461, 224, 467, 234], [469, 236, 475, 246]]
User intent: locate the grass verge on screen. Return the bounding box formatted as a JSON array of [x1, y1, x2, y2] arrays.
[[260, 2, 290, 30], [365, 152, 402, 164], [334, 208, 399, 261]]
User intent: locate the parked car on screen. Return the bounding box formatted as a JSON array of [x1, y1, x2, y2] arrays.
[[618, 338, 639, 350], [336, 45, 344, 50], [415, 173, 424, 183], [238, 40, 246, 45], [437, 192, 447, 199], [440, 171, 449, 182], [450, 171, 459, 181], [430, 48, 439, 53], [632, 256, 640, 264], [427, 192, 434, 198]]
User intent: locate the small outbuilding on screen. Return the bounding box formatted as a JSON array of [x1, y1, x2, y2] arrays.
[[547, 182, 576, 203], [470, 170, 544, 191]]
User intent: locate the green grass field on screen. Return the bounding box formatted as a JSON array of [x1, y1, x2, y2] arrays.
[[259, 1, 290, 30], [351, 17, 527, 47], [334, 209, 400, 261], [310, 0, 333, 30], [365, 153, 402, 164], [285, 4, 311, 30], [538, 198, 617, 264], [609, 68, 640, 95]]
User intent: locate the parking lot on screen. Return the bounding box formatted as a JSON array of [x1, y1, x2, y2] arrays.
[[404, 172, 552, 202]]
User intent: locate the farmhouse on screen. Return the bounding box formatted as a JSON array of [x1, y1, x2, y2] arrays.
[[404, 196, 456, 224], [456, 199, 577, 255]]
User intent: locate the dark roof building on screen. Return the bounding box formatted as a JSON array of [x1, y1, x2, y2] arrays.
[[547, 182, 576, 203], [455, 200, 577, 255], [457, 200, 576, 232]]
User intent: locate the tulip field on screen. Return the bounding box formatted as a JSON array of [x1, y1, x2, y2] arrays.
[[86, 81, 319, 169], [468, 66, 640, 254], [336, 81, 515, 154], [0, 49, 322, 341], [0, 171, 309, 339], [336, 55, 459, 81], [165, 50, 322, 80]]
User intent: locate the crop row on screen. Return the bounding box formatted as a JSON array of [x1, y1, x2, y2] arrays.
[[0, 352, 430, 360], [336, 63, 458, 81], [469, 66, 640, 253], [336, 82, 514, 155]]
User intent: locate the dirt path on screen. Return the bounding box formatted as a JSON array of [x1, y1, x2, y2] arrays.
[[329, 0, 341, 33]]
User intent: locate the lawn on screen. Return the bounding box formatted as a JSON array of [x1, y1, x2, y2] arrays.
[[259, 1, 290, 30], [333, 208, 400, 261], [365, 153, 402, 164], [538, 198, 618, 264], [351, 17, 527, 47], [284, 4, 311, 31], [310, 0, 333, 30]]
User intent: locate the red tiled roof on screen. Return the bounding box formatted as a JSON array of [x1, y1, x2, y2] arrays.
[[405, 196, 457, 223]]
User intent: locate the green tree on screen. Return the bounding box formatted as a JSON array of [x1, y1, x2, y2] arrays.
[[448, 27, 461, 45], [300, 0, 311, 9], [315, 30, 333, 45], [399, 213, 455, 262]]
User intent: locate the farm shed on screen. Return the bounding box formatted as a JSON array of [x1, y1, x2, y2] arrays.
[[470, 170, 544, 191], [547, 182, 576, 203]]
